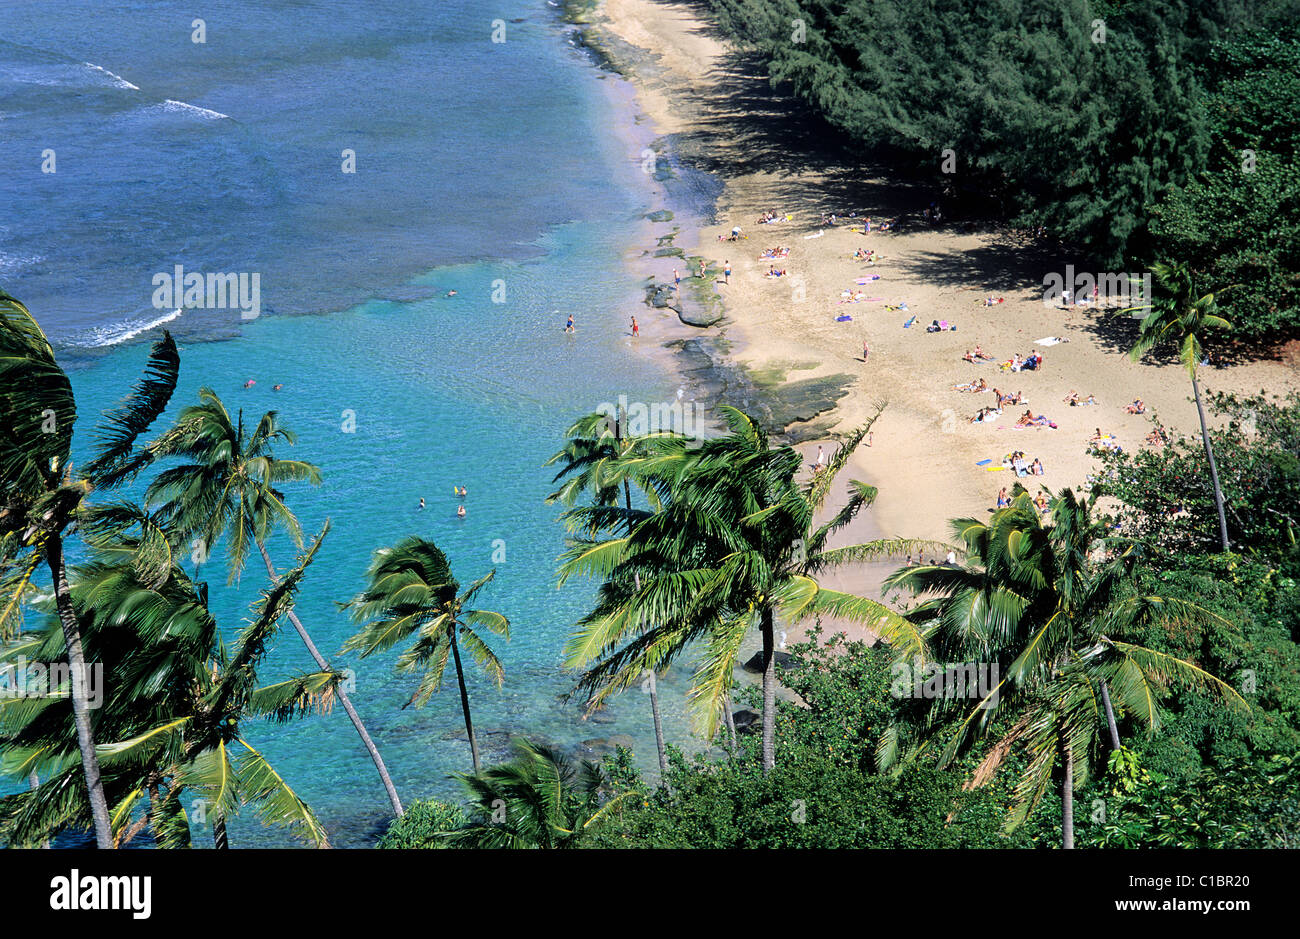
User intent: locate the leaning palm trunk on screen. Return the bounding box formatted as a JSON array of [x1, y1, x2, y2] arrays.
[[258, 543, 405, 817], [1191, 375, 1231, 552], [47, 535, 114, 849], [448, 630, 481, 775], [723, 695, 738, 750], [627, 479, 670, 780], [760, 607, 777, 773], [213, 813, 228, 850], [1099, 680, 1121, 751], [1061, 736, 1075, 850], [645, 669, 668, 779]]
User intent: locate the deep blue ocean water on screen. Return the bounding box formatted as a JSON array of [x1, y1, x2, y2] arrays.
[[1, 0, 703, 846]]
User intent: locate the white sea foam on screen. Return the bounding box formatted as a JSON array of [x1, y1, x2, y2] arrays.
[[82, 62, 139, 90], [0, 251, 42, 276], [82, 307, 182, 348], [158, 99, 230, 120]]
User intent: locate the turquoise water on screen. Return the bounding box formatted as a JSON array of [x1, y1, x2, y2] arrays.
[[3, 0, 704, 846]]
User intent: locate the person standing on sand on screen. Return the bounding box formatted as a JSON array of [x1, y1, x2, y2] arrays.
[[815, 445, 826, 470], [724, 261, 731, 284], [862, 339, 870, 362], [631, 315, 639, 337], [674, 269, 680, 291], [698, 259, 706, 279]]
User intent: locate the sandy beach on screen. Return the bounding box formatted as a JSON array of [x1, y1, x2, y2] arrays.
[[587, 0, 1298, 568]]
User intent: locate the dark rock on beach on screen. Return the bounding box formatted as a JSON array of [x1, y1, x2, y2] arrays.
[[742, 650, 802, 673], [732, 709, 761, 734]]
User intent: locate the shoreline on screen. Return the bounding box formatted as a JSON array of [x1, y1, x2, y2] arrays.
[[572, 0, 1300, 556]]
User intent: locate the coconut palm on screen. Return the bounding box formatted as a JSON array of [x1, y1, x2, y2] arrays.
[[447, 737, 631, 848], [0, 527, 335, 848], [884, 487, 1248, 846], [560, 405, 931, 773], [112, 387, 405, 817], [342, 536, 509, 775], [546, 409, 676, 775], [0, 292, 180, 848], [1124, 260, 1233, 551]]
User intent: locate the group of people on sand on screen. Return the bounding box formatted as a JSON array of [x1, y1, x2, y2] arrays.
[[1002, 351, 1044, 372], [962, 345, 995, 363], [1003, 449, 1045, 476], [994, 487, 1047, 512], [758, 211, 784, 224], [1063, 390, 1097, 407]]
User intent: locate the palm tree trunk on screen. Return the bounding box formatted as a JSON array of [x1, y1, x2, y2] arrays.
[[1062, 735, 1075, 850], [645, 668, 668, 779], [760, 606, 777, 774], [448, 629, 481, 775], [29, 772, 50, 848], [46, 534, 113, 849], [258, 542, 405, 817], [1099, 679, 1121, 751], [213, 812, 228, 850], [1191, 374, 1231, 552], [723, 695, 738, 750]]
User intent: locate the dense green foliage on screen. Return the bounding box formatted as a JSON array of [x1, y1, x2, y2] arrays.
[[1097, 390, 1300, 569], [707, 0, 1300, 335], [376, 799, 468, 848]]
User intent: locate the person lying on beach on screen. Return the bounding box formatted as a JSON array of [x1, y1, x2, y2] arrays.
[[970, 407, 1001, 424], [963, 350, 977, 363], [758, 247, 790, 259], [1146, 426, 1169, 446], [1125, 399, 1146, 414], [1063, 390, 1080, 406], [886, 302, 909, 312], [1016, 409, 1037, 427], [766, 266, 787, 277], [1090, 428, 1104, 442], [853, 248, 874, 261], [983, 296, 1006, 306], [1031, 458, 1045, 475], [954, 378, 988, 393], [973, 345, 994, 360], [1002, 390, 1023, 406]]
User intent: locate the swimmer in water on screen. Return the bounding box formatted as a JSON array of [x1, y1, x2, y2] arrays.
[[419, 497, 425, 510], [447, 289, 457, 297], [273, 383, 283, 392], [457, 504, 466, 518], [243, 379, 256, 389]]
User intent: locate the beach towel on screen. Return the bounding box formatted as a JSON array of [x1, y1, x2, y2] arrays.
[[804, 230, 825, 239], [903, 316, 917, 328], [1035, 336, 1065, 346], [975, 459, 992, 466], [835, 314, 853, 322]]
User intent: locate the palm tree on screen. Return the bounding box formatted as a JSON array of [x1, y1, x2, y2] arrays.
[[0, 292, 180, 849], [115, 388, 406, 817], [0, 527, 335, 848], [546, 409, 674, 776], [447, 737, 631, 848], [342, 536, 509, 775], [560, 406, 930, 773], [1125, 260, 1233, 551], [884, 487, 1248, 845]]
